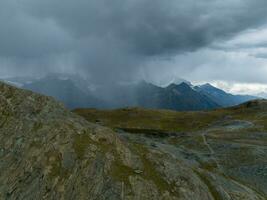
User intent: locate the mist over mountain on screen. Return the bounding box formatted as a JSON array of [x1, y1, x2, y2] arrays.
[[2, 74, 259, 111], [1, 0, 267, 91]]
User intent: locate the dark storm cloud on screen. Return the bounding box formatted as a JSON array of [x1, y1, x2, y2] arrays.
[[0, 2, 73, 57], [0, 0, 267, 83], [23, 0, 267, 55]]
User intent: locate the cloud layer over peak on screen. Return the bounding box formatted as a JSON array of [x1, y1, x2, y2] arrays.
[[0, 0, 267, 87]]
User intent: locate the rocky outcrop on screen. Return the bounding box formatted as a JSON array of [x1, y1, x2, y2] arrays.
[[0, 82, 265, 200]]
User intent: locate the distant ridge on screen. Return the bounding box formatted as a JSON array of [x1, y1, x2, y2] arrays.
[[1, 74, 260, 110], [194, 83, 258, 107]]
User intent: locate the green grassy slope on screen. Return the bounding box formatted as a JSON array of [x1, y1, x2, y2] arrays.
[[74, 100, 267, 133]]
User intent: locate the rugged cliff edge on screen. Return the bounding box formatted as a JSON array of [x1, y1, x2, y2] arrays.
[[0, 82, 266, 200]]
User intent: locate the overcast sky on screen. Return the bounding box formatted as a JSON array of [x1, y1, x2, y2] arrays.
[[1, 0, 267, 95]]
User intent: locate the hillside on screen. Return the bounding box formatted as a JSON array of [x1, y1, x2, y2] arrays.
[[0, 81, 266, 199], [74, 100, 267, 132], [75, 100, 267, 199]]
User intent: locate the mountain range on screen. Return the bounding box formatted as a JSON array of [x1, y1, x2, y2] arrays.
[[1, 74, 258, 110], [194, 83, 259, 107]]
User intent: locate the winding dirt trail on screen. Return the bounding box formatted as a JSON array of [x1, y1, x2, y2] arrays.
[[201, 132, 222, 171]]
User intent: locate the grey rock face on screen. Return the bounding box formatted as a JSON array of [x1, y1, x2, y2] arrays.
[[0, 82, 209, 199]]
